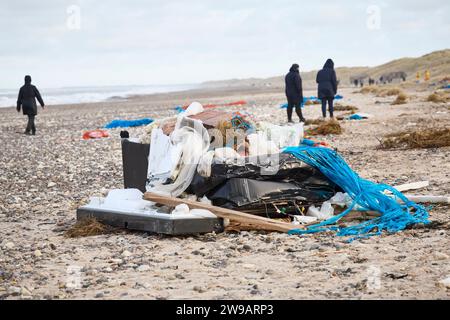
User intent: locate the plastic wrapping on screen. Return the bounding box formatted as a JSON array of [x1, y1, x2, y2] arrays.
[[188, 153, 338, 213], [147, 115, 210, 197]]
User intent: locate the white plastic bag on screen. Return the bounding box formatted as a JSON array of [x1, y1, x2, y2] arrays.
[[292, 215, 318, 225], [184, 102, 204, 116], [247, 133, 279, 156], [258, 122, 304, 148], [148, 116, 210, 197], [171, 204, 190, 215], [306, 201, 334, 220]]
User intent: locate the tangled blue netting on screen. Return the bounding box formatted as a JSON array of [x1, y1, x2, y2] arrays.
[[174, 105, 184, 113], [231, 115, 253, 131], [347, 114, 364, 120], [283, 146, 429, 240], [104, 118, 153, 129]]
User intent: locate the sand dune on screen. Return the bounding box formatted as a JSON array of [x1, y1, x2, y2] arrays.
[[202, 49, 450, 89]]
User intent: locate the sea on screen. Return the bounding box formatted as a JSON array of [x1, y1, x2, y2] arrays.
[[0, 84, 197, 108]]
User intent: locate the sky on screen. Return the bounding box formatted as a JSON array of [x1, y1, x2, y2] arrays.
[[0, 0, 449, 88]]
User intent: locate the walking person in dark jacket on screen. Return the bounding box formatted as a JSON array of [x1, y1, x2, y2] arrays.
[[316, 59, 337, 118], [285, 64, 305, 123], [17, 75, 45, 135]]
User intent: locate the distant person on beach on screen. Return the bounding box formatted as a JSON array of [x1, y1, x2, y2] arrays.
[[284, 63, 305, 123], [16, 75, 45, 135], [316, 59, 337, 118]]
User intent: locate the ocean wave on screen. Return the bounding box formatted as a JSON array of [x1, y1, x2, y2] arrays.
[[0, 84, 196, 108]]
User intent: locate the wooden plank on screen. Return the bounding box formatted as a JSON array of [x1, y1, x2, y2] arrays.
[[144, 192, 301, 232], [403, 194, 450, 204]]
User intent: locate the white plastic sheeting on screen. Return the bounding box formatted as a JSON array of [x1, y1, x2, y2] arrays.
[[197, 147, 243, 178], [171, 204, 217, 218], [147, 115, 210, 197], [83, 188, 159, 215], [247, 132, 280, 157], [306, 201, 334, 220], [82, 188, 216, 219], [258, 122, 304, 149], [146, 128, 182, 186]]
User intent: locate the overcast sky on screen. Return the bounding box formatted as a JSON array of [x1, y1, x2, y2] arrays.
[[0, 0, 449, 88]]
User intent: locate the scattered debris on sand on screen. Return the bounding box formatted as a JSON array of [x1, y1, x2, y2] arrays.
[[334, 104, 359, 113], [392, 93, 408, 105], [378, 88, 403, 97], [359, 86, 407, 99], [65, 217, 118, 238], [306, 119, 343, 135], [380, 128, 450, 149], [427, 92, 450, 103], [304, 99, 321, 105], [359, 86, 380, 94], [304, 119, 325, 126]]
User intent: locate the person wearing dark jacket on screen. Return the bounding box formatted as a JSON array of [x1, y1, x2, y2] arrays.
[[17, 75, 45, 135], [285, 64, 305, 123], [316, 59, 337, 118]]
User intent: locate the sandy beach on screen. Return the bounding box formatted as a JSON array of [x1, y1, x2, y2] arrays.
[[0, 84, 449, 300]]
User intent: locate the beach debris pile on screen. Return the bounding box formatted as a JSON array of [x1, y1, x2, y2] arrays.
[[77, 101, 435, 240]]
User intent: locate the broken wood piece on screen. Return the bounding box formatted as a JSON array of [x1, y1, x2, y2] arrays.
[[392, 181, 429, 192], [144, 192, 301, 232], [403, 195, 450, 204]]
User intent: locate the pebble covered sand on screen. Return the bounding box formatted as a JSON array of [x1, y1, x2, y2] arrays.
[[0, 86, 449, 299]]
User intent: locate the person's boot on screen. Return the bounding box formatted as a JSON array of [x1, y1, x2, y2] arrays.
[[287, 118, 294, 123], [299, 117, 306, 123]]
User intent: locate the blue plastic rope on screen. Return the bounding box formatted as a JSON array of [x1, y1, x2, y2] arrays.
[[283, 146, 429, 240]]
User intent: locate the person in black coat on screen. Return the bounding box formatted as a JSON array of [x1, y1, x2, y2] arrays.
[[17, 75, 45, 135], [316, 59, 337, 118], [285, 64, 305, 123]]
